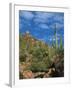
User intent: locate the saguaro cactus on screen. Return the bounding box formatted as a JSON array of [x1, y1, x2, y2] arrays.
[[54, 23, 58, 49], [60, 35, 63, 49]]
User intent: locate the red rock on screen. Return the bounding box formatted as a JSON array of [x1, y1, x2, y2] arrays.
[[23, 70, 34, 79]]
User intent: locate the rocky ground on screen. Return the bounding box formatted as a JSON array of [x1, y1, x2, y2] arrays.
[[19, 67, 56, 79], [19, 57, 64, 79]]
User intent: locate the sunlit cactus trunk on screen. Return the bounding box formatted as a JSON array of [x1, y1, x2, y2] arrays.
[[60, 35, 63, 49], [54, 23, 58, 50]]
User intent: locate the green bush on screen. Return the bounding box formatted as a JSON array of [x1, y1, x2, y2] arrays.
[[19, 32, 64, 77], [30, 61, 49, 72]]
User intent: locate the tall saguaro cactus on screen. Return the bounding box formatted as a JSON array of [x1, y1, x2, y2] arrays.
[[54, 23, 58, 50], [60, 35, 63, 49]]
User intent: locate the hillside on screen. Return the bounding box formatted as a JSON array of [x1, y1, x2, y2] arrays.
[[19, 31, 64, 79]]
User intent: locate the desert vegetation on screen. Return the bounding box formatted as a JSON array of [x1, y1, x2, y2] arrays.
[[19, 28, 64, 79]]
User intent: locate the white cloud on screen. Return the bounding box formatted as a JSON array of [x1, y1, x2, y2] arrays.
[[54, 14, 64, 23], [56, 23, 63, 28], [34, 18, 47, 23], [34, 12, 54, 23], [20, 11, 34, 20], [19, 11, 64, 32], [50, 22, 63, 30], [35, 12, 54, 19], [39, 24, 49, 29], [34, 12, 64, 25]]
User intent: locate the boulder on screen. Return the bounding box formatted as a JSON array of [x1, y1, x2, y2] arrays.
[[23, 70, 34, 79]]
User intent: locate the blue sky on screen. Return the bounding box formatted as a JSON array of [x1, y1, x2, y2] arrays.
[[19, 10, 64, 46]]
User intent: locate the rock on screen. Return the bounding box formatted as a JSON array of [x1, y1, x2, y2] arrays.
[[34, 72, 45, 78], [48, 68, 55, 74], [23, 70, 34, 79], [43, 73, 50, 78], [43, 68, 55, 78], [19, 63, 31, 73]]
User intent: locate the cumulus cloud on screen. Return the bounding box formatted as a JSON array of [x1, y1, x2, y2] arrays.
[[34, 18, 47, 23], [19, 11, 64, 30], [33, 12, 54, 23], [35, 12, 54, 19], [33, 12, 64, 31], [50, 22, 64, 30], [19, 11, 64, 45], [39, 23, 49, 29], [19, 10, 34, 20], [53, 13, 64, 23]]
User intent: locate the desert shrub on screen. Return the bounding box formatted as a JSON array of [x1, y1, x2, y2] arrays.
[[30, 61, 49, 72], [19, 72, 23, 79], [27, 45, 53, 72], [33, 46, 49, 59], [19, 32, 64, 77], [19, 49, 27, 62], [53, 59, 64, 77], [29, 54, 52, 72], [19, 55, 26, 62]]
